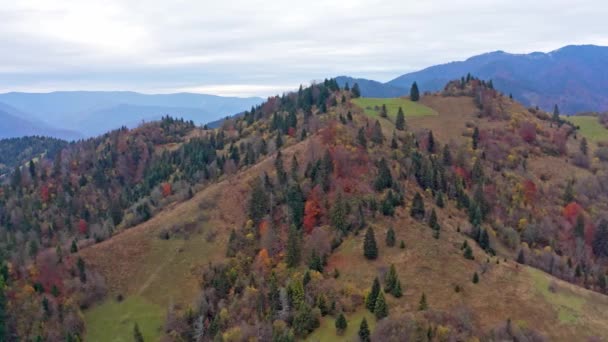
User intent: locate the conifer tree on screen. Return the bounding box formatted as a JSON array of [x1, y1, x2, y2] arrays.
[[516, 249, 525, 264], [472, 127, 480, 150], [400, 240, 406, 249], [410, 193, 425, 220], [374, 292, 388, 319], [363, 227, 378, 260], [371, 120, 384, 145], [286, 225, 301, 268], [418, 292, 428, 310], [249, 177, 270, 223], [380, 104, 388, 118], [70, 239, 78, 253], [575, 214, 585, 239], [358, 318, 370, 342], [365, 277, 381, 311], [464, 244, 474, 260], [429, 209, 439, 230], [395, 107, 405, 130], [410, 82, 420, 101], [386, 226, 396, 247], [580, 137, 588, 156], [427, 130, 435, 153], [357, 127, 367, 147], [330, 192, 348, 234], [553, 104, 560, 122], [308, 250, 323, 272], [592, 220, 608, 258], [436, 191, 445, 208], [374, 158, 393, 191], [442, 144, 452, 166], [134, 323, 144, 342], [472, 272, 479, 284], [335, 313, 347, 334], [352, 83, 361, 98]]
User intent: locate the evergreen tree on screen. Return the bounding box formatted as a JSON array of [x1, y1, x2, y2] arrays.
[[249, 177, 270, 223], [442, 144, 452, 166], [365, 277, 381, 311], [77, 257, 86, 283], [392, 279, 403, 298], [472, 272, 479, 284], [479, 229, 490, 250], [427, 130, 435, 153], [390, 132, 398, 149], [287, 184, 305, 228], [429, 209, 440, 230], [352, 83, 361, 98], [374, 292, 388, 319], [410, 82, 420, 101], [410, 193, 425, 220], [347, 111, 353, 121], [384, 264, 399, 294], [275, 150, 288, 184], [357, 127, 367, 147], [358, 318, 370, 342], [395, 107, 405, 130], [563, 179, 575, 204], [386, 226, 396, 247], [70, 239, 78, 253], [464, 244, 474, 260], [330, 192, 349, 234], [472, 127, 480, 150], [400, 240, 406, 249], [553, 104, 560, 122], [363, 227, 378, 260], [380, 104, 388, 118], [436, 191, 445, 208], [286, 225, 301, 268], [371, 120, 384, 145], [268, 272, 282, 314], [592, 220, 608, 258], [374, 158, 393, 191], [418, 292, 428, 310], [308, 250, 324, 272], [134, 323, 144, 342], [335, 313, 347, 334], [580, 137, 588, 156], [516, 249, 525, 264], [575, 214, 585, 239]]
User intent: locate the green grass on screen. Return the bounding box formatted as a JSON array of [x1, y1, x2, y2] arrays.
[[352, 97, 437, 119], [565, 116, 608, 142], [84, 295, 164, 342], [527, 267, 585, 324], [306, 309, 376, 342]]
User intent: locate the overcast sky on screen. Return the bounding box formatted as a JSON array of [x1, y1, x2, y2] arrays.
[[1, 0, 607, 97]]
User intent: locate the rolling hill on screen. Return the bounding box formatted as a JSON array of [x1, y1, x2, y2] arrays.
[[338, 45, 608, 114], [0, 102, 82, 140], [0, 91, 264, 137], [3, 78, 608, 341]]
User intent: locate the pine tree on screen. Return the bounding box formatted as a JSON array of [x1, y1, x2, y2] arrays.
[[472, 272, 479, 284], [400, 240, 405, 249], [464, 244, 474, 260], [380, 104, 388, 118], [371, 120, 384, 145], [427, 130, 435, 153], [358, 318, 370, 342], [395, 107, 405, 130], [77, 257, 86, 283], [357, 127, 367, 147], [365, 277, 381, 311], [384, 264, 399, 293], [410, 82, 420, 101], [436, 191, 445, 208], [563, 179, 575, 204], [418, 292, 428, 310], [352, 83, 361, 98], [330, 192, 348, 234], [386, 226, 396, 247], [308, 250, 324, 272], [516, 249, 525, 264], [580, 137, 588, 156], [442, 144, 452, 166], [134, 322, 144, 342], [553, 104, 560, 122], [472, 127, 480, 150], [363, 227, 378, 260], [374, 158, 393, 191], [286, 225, 301, 268], [575, 214, 585, 239], [410, 193, 425, 220], [335, 313, 347, 334], [374, 292, 388, 319], [392, 279, 403, 298], [70, 239, 78, 253], [592, 220, 608, 258], [249, 177, 270, 223], [479, 229, 490, 250], [429, 209, 439, 230]]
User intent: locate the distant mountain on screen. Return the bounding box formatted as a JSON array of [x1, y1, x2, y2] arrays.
[[0, 91, 264, 137], [390, 45, 608, 114], [0, 102, 82, 140], [340, 45, 608, 114], [335, 76, 407, 98]]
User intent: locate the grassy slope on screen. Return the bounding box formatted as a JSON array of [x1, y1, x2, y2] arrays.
[[81, 95, 608, 341], [81, 135, 317, 340], [565, 115, 608, 142], [352, 97, 437, 120]]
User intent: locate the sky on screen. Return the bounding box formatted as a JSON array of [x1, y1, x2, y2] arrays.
[[1, 0, 607, 97]]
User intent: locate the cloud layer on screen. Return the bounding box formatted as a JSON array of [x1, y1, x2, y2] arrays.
[[1, 0, 607, 96]]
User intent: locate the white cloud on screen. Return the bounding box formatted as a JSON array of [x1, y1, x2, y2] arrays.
[[0, 0, 606, 96]]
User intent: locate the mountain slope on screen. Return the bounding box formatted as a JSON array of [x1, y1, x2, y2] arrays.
[[387, 45, 608, 113], [0, 102, 82, 140], [0, 91, 263, 137]]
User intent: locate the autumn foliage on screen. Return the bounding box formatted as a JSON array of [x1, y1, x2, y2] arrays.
[[303, 186, 323, 234]]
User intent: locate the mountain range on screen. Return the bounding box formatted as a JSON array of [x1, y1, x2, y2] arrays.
[[337, 44, 608, 114], [0, 91, 263, 139]]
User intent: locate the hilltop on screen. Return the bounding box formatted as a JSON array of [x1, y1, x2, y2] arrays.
[[338, 45, 608, 114], [2, 77, 608, 341]]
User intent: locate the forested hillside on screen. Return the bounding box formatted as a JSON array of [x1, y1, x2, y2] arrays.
[[2, 78, 608, 341]]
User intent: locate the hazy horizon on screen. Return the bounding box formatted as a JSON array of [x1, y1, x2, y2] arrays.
[[2, 0, 607, 97]]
